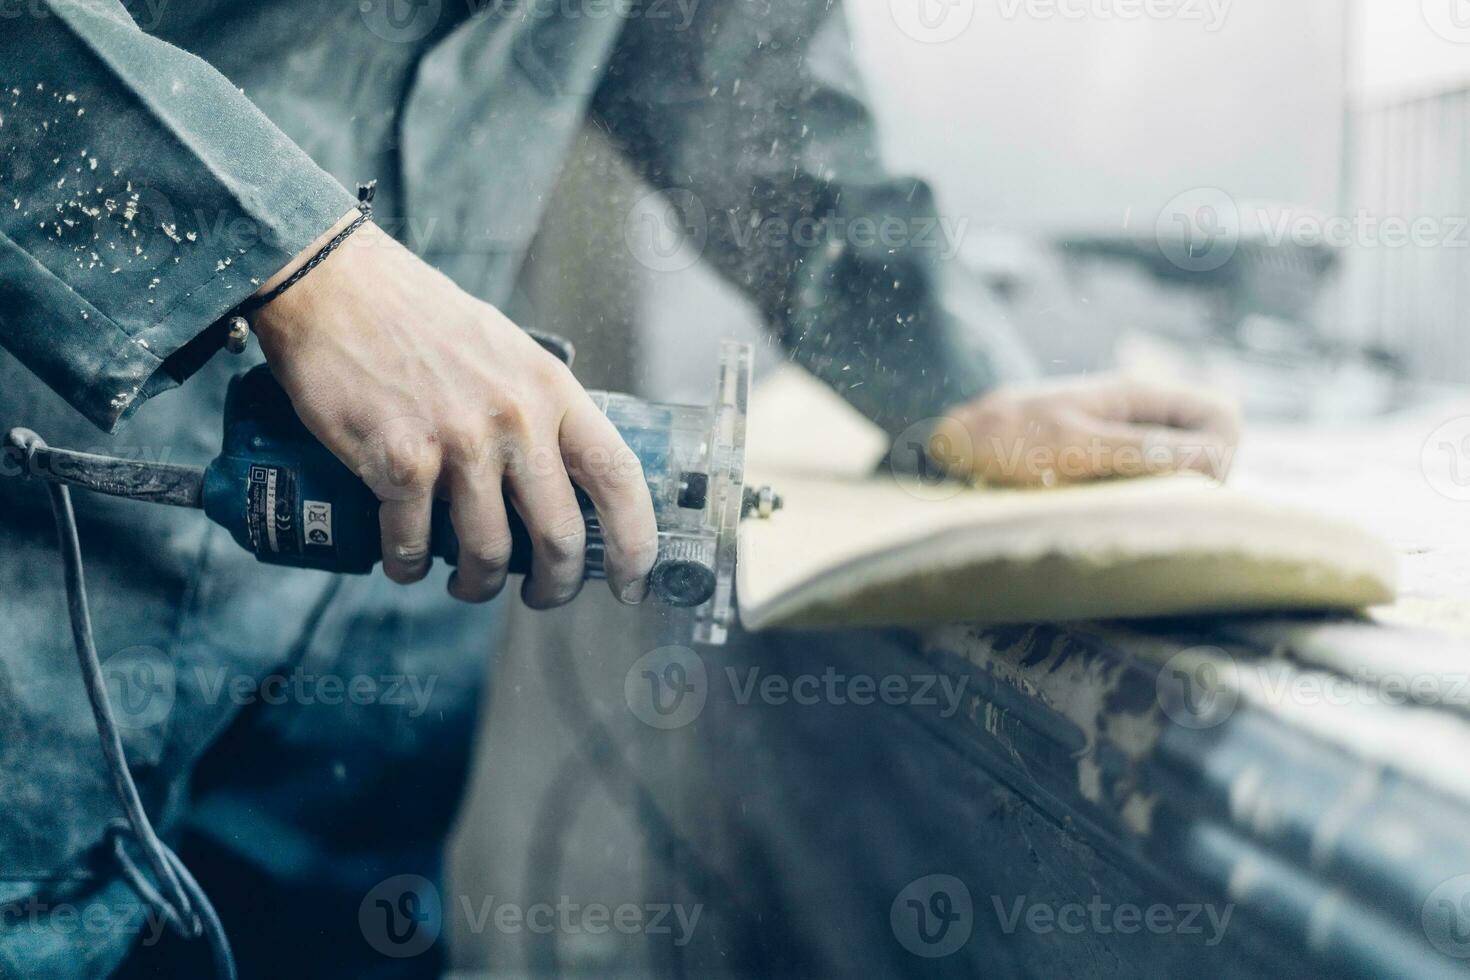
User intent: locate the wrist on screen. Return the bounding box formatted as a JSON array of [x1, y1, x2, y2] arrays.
[[251, 209, 366, 342]]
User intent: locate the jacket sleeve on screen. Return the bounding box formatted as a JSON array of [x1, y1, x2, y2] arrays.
[[591, 0, 1036, 438], [0, 0, 355, 432]]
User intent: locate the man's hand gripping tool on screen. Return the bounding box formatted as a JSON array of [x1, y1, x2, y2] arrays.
[[4, 340, 778, 644]]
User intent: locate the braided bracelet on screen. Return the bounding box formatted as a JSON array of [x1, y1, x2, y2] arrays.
[[222, 181, 376, 353]]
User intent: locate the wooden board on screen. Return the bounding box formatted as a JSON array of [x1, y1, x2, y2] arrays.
[[736, 369, 1399, 632]]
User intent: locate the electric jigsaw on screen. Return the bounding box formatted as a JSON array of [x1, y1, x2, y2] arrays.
[[4, 339, 779, 645]]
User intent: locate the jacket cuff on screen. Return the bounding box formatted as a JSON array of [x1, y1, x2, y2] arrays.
[[0, 0, 355, 432]]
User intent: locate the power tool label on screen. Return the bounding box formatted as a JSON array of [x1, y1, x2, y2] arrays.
[[246, 464, 300, 557], [303, 500, 334, 549]]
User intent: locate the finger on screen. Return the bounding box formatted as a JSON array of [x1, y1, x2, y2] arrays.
[[1114, 379, 1242, 438], [363, 417, 441, 584], [505, 441, 587, 610], [559, 398, 658, 605], [1064, 413, 1236, 482], [943, 406, 1050, 487], [1112, 381, 1240, 478], [380, 494, 434, 583], [444, 465, 514, 604]]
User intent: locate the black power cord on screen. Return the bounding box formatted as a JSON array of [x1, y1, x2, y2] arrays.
[[13, 430, 237, 980]]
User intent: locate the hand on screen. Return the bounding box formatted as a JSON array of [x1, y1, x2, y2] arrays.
[[251, 214, 659, 607], [931, 374, 1241, 488]]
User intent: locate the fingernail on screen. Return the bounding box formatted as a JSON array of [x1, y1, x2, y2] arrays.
[[620, 578, 649, 606], [387, 561, 428, 584]]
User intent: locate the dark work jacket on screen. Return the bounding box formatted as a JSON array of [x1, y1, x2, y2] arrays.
[[0, 1, 1032, 975]]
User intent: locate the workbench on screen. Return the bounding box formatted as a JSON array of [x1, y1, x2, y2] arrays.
[[660, 400, 1470, 979]]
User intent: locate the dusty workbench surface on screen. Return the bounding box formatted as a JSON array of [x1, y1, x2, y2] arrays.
[[663, 399, 1470, 979], [1230, 396, 1470, 633]]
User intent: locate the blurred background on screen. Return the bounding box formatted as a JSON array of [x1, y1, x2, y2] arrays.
[[447, 1, 1470, 974]]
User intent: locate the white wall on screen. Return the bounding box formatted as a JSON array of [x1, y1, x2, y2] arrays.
[[847, 0, 1349, 234], [1354, 0, 1470, 99]]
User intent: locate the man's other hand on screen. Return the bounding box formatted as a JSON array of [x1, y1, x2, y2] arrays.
[[932, 374, 1242, 488], [252, 216, 658, 607]]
